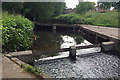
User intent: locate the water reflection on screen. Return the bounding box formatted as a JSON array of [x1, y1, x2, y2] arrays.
[[32, 31, 87, 58]]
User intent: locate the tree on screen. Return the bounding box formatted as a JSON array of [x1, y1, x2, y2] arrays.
[[97, 1, 120, 10], [22, 2, 66, 22], [97, 2, 113, 9], [2, 2, 67, 23], [53, 2, 66, 16], [2, 2, 24, 14], [113, 1, 120, 9], [75, 2, 95, 14], [23, 2, 55, 21]]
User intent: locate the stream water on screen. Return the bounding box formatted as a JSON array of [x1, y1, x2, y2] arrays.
[[33, 31, 100, 59], [33, 30, 119, 78]]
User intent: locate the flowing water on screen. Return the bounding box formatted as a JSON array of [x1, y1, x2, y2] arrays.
[[33, 30, 119, 78]]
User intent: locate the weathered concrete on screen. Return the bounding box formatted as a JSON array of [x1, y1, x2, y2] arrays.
[[10, 57, 52, 79], [2, 55, 36, 78], [101, 41, 115, 52], [4, 44, 100, 64], [4, 51, 33, 64], [79, 25, 120, 52], [69, 46, 76, 61], [3, 53, 51, 79]]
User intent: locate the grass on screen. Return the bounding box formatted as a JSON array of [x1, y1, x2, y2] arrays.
[[55, 11, 119, 28], [20, 63, 43, 77], [24, 65, 43, 76]]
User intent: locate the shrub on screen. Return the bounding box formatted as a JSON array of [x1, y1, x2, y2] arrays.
[[84, 18, 94, 24], [2, 12, 34, 52], [70, 16, 83, 24]]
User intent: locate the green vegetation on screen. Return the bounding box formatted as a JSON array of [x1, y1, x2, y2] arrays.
[[2, 2, 24, 14], [20, 64, 43, 77], [2, 12, 34, 52], [97, 1, 120, 9], [23, 2, 66, 22], [24, 65, 43, 76], [75, 2, 95, 14], [20, 63, 25, 68], [2, 2, 66, 23], [55, 11, 119, 28]]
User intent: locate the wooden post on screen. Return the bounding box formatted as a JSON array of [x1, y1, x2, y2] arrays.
[[69, 46, 76, 61]]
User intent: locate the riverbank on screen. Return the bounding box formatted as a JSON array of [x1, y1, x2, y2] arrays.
[[55, 11, 119, 28], [2, 54, 36, 79]]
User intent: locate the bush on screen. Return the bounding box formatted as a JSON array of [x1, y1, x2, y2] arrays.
[[70, 16, 83, 24], [2, 12, 34, 52], [55, 14, 84, 24], [84, 18, 94, 24]]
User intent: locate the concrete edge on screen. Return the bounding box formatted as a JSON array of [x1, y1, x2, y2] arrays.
[[79, 25, 120, 52], [3, 54, 52, 79]]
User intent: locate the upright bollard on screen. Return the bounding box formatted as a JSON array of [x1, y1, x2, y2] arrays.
[[69, 46, 76, 61]]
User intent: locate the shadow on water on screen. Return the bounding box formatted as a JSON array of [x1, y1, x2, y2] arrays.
[[32, 29, 87, 59]]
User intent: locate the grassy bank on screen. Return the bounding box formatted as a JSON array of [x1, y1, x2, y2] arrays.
[[55, 11, 119, 28], [2, 12, 34, 52]]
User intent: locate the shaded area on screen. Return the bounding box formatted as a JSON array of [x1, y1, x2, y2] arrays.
[[32, 31, 85, 58]]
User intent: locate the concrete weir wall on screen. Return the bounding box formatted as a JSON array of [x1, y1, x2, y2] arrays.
[[79, 25, 120, 53], [4, 51, 33, 64]]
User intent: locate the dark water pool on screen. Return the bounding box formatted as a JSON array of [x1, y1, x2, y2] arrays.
[[32, 31, 100, 59]]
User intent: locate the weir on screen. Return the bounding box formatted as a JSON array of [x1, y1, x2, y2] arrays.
[[5, 23, 119, 64], [4, 23, 119, 78]]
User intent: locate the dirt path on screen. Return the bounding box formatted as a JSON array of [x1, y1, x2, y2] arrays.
[[81, 25, 120, 39], [2, 55, 36, 79]]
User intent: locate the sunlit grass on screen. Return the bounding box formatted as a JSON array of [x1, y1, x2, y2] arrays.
[[55, 11, 119, 28]]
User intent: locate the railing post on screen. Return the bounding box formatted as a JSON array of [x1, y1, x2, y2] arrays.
[[69, 46, 76, 61]]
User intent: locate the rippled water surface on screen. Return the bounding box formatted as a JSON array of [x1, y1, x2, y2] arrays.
[[33, 30, 119, 78], [35, 52, 119, 78]]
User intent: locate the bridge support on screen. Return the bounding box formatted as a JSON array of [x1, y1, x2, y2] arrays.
[[69, 46, 76, 61]]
